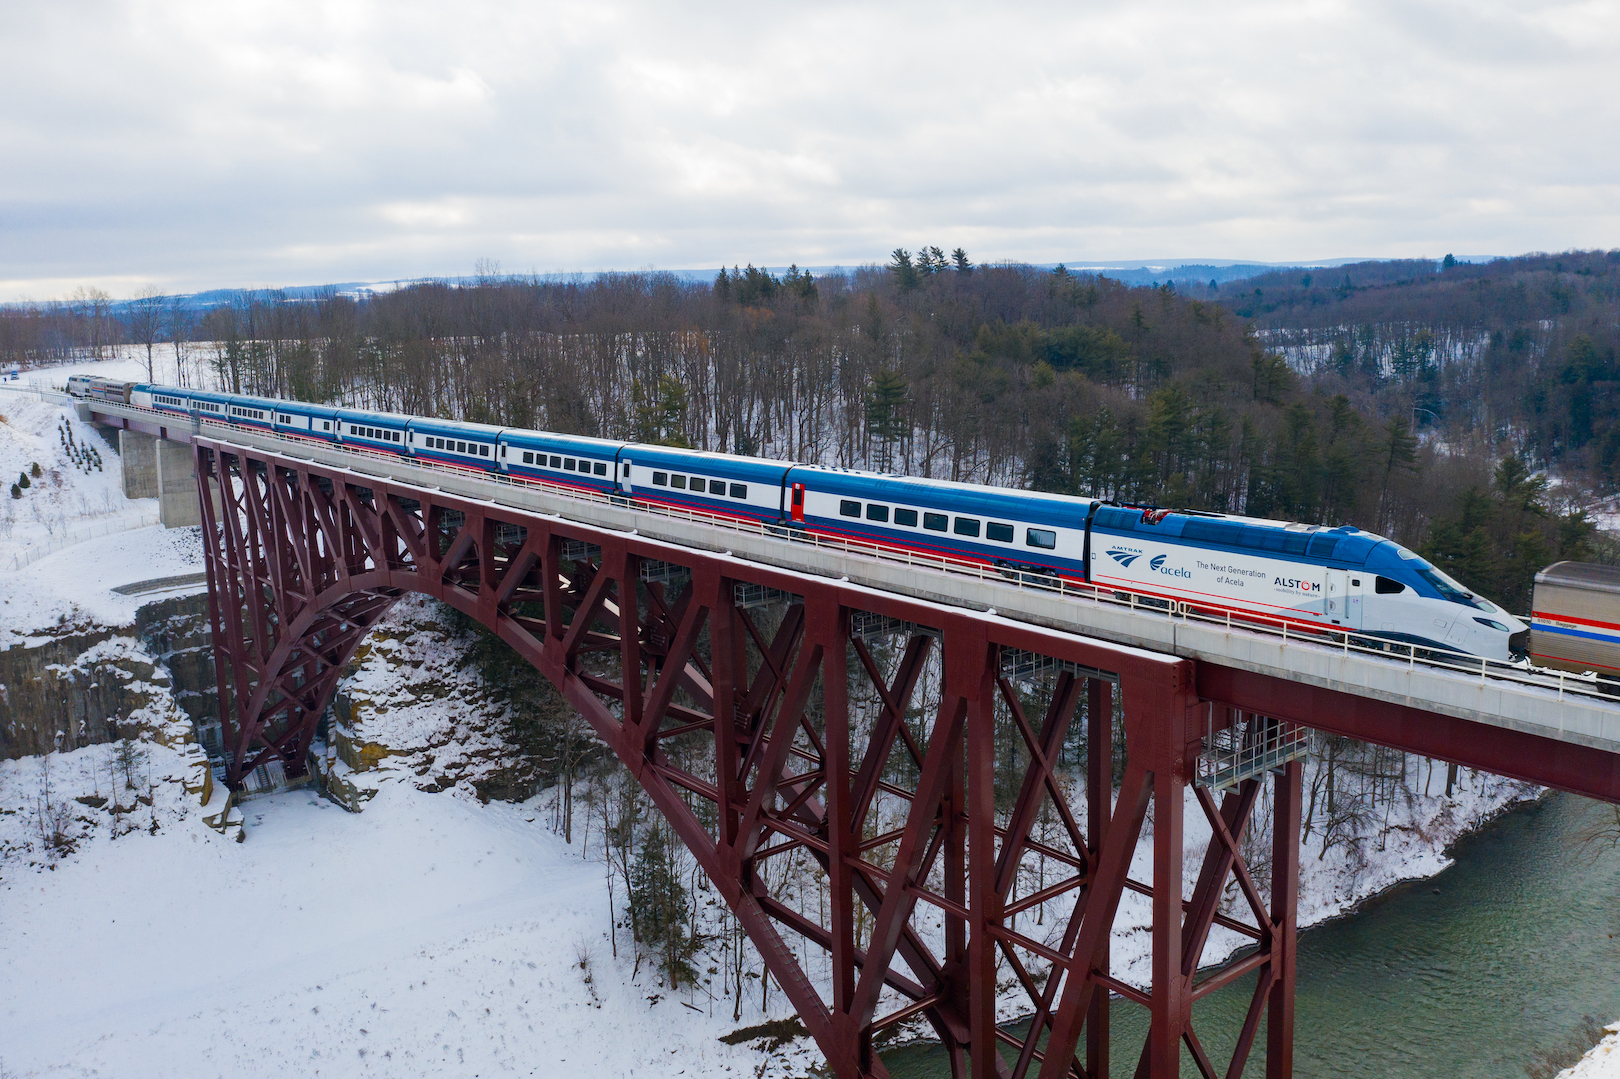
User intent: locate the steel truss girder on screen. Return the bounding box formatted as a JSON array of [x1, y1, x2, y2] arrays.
[[192, 437, 1301, 1079]]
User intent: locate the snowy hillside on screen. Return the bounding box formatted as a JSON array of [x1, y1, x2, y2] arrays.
[[0, 769, 815, 1079], [0, 385, 205, 649], [0, 391, 157, 565]]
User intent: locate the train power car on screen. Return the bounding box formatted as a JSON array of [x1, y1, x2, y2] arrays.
[[66, 375, 134, 403], [1529, 561, 1620, 676]]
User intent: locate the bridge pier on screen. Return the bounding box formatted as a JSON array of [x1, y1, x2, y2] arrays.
[[118, 427, 214, 528], [118, 429, 158, 499]]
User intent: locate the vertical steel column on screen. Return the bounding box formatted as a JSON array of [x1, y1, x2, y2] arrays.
[[1148, 763, 1186, 1074], [1086, 678, 1112, 1079], [1267, 758, 1301, 1077], [819, 597, 859, 1078], [966, 637, 1000, 1079]]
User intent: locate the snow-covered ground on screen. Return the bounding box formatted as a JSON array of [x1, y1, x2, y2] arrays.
[[0, 525, 206, 648], [1563, 1024, 1620, 1078], [0, 390, 158, 568], [0, 362, 209, 649], [0, 766, 811, 1079]]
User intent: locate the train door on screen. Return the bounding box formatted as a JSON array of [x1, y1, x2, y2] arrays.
[[620, 459, 633, 494], [1325, 568, 1362, 628], [1344, 573, 1364, 629], [790, 483, 806, 523]]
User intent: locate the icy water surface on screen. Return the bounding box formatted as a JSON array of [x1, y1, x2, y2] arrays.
[[882, 792, 1620, 1078]]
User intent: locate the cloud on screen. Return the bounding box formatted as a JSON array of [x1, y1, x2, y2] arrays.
[[1, 0, 1616, 297]]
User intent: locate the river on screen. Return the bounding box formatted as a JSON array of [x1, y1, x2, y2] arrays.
[[880, 792, 1620, 1078]]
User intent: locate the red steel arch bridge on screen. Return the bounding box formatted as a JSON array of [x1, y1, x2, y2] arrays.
[[80, 396, 1620, 1079]]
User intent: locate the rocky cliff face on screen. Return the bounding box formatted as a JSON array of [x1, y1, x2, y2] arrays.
[[0, 593, 215, 759]]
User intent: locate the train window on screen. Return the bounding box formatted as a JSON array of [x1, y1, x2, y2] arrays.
[[1375, 576, 1405, 594], [730, 483, 747, 499], [1475, 617, 1510, 631], [623, 463, 630, 476], [671, 475, 687, 489], [987, 522, 1014, 542], [550, 455, 562, 467], [688, 477, 703, 491], [866, 504, 889, 523], [840, 500, 861, 517], [652, 472, 668, 486], [594, 462, 607, 476], [479, 445, 489, 456], [564, 458, 576, 470], [954, 517, 981, 537], [712, 478, 727, 493], [523, 452, 534, 464], [457, 441, 467, 453], [924, 512, 947, 531], [895, 508, 918, 526], [1026, 528, 1056, 549], [323, 421, 331, 430]]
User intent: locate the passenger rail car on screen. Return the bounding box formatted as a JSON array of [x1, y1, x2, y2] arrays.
[[72, 378, 1529, 662], [500, 429, 624, 496], [1530, 561, 1620, 676]]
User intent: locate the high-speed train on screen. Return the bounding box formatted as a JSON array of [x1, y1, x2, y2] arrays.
[[73, 379, 1529, 662]]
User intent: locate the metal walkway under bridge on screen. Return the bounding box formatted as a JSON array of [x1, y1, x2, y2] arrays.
[[82, 396, 1620, 1079]]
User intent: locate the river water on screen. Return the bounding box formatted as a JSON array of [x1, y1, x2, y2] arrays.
[[881, 793, 1620, 1078]]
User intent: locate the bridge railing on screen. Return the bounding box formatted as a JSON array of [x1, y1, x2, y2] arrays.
[[101, 399, 1617, 709]]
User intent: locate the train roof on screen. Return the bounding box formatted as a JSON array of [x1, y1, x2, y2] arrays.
[[409, 416, 505, 437], [627, 442, 797, 469], [502, 429, 628, 454], [1535, 560, 1620, 595], [229, 393, 286, 409], [1092, 504, 1389, 566], [791, 465, 1091, 517], [336, 406, 416, 424]]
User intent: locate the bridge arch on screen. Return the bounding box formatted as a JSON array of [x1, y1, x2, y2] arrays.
[[193, 437, 1303, 1079]]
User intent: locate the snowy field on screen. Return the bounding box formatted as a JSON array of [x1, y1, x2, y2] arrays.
[[0, 766, 808, 1079]]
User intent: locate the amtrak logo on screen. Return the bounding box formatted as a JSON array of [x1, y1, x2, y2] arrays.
[[1150, 555, 1167, 571], [1106, 549, 1142, 567]]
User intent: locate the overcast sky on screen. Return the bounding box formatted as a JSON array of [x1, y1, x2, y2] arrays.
[[2, 1, 1616, 299]]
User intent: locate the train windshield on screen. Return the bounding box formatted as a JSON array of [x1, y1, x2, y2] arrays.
[[1415, 565, 1493, 611]]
